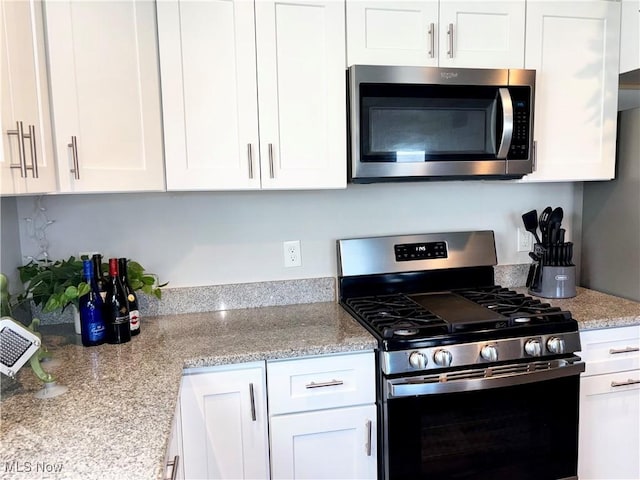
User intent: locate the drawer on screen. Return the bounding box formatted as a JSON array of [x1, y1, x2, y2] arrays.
[[267, 351, 375, 415], [579, 326, 640, 376]]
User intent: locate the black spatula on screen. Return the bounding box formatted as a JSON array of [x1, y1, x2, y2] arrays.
[[521, 209, 541, 244]]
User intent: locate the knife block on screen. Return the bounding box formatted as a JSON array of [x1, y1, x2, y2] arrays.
[[529, 265, 576, 299]]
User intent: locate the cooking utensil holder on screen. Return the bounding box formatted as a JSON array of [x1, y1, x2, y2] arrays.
[[529, 266, 576, 299]]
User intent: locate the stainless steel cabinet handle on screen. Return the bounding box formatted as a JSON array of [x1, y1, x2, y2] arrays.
[[611, 378, 640, 388], [305, 379, 344, 389], [532, 140, 537, 171], [247, 143, 254, 179], [609, 346, 640, 355], [268, 143, 275, 178], [166, 455, 179, 480], [447, 23, 454, 58], [365, 420, 372, 456], [27, 125, 39, 178], [249, 382, 256, 421], [68, 136, 80, 179], [7, 121, 28, 178], [427, 23, 435, 58]]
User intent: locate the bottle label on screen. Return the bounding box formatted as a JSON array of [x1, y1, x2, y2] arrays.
[[88, 322, 106, 342], [114, 314, 129, 325], [127, 293, 135, 303], [129, 309, 140, 331], [100, 292, 107, 302]]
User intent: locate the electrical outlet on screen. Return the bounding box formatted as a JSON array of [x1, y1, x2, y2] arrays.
[[283, 240, 302, 268], [517, 228, 533, 252]]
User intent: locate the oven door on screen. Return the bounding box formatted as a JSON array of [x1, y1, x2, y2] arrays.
[[382, 358, 584, 480]]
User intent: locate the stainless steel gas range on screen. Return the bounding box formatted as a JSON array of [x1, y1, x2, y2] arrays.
[[338, 231, 584, 480]]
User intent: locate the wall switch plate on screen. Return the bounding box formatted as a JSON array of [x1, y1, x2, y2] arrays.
[[517, 228, 533, 252], [283, 240, 302, 268]]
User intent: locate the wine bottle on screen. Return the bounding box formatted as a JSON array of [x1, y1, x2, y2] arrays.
[[79, 260, 106, 347], [118, 258, 140, 336], [91, 253, 108, 303], [105, 258, 131, 344]]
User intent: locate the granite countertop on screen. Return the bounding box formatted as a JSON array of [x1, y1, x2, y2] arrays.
[[1, 287, 639, 479], [0, 302, 376, 480]]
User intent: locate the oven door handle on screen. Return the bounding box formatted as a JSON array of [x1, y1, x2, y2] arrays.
[[386, 358, 584, 398]]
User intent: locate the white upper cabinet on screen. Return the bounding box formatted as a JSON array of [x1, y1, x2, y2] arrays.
[[620, 0, 640, 73], [1, 0, 57, 195], [158, 0, 346, 191], [523, 1, 621, 182], [346, 0, 525, 68], [44, 0, 165, 193]]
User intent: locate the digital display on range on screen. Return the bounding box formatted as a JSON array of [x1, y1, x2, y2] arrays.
[[394, 241, 448, 261]]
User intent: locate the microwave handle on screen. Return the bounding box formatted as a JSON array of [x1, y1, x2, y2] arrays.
[[497, 87, 513, 159]]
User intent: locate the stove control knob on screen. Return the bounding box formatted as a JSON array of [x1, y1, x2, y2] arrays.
[[524, 339, 542, 357], [433, 349, 453, 367], [547, 337, 566, 354], [409, 351, 428, 369], [480, 344, 498, 362]]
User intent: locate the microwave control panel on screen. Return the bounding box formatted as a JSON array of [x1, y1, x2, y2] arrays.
[[508, 87, 531, 160]]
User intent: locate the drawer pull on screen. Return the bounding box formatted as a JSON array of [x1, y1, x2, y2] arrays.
[[305, 379, 344, 389], [611, 379, 640, 388], [609, 346, 640, 355], [249, 382, 256, 421], [365, 419, 372, 456]]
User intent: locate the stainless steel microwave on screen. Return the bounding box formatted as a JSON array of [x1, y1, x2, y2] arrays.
[[348, 65, 536, 182]]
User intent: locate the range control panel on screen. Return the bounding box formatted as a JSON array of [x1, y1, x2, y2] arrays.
[[395, 241, 448, 261]]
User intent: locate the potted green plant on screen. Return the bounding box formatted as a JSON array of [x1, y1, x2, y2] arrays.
[[15, 256, 165, 315]]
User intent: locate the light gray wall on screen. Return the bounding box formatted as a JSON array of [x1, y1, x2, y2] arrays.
[[13, 182, 579, 288], [581, 108, 640, 301], [1, 197, 24, 295]]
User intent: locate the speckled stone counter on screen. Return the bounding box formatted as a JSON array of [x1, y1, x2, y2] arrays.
[[2, 287, 639, 480], [0, 302, 376, 480], [517, 286, 640, 330]]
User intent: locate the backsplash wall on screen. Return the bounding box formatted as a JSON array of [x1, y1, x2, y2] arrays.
[[13, 181, 580, 288]]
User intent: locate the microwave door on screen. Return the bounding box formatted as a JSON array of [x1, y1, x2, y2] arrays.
[[496, 87, 514, 159]]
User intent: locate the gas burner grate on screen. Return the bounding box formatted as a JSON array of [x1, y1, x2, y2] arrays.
[[345, 295, 448, 339], [455, 286, 572, 324]]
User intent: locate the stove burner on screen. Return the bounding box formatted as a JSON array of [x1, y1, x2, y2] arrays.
[[344, 285, 573, 343]]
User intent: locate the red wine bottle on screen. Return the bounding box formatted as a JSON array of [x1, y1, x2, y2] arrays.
[[118, 258, 140, 336], [92, 253, 108, 302], [105, 258, 131, 344]]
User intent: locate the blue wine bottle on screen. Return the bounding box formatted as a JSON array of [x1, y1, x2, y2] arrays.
[[79, 259, 107, 347]]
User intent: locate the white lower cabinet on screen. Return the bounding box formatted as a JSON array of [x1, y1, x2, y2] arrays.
[[179, 362, 270, 480], [578, 326, 640, 479], [270, 405, 377, 480], [267, 351, 377, 480], [178, 351, 377, 479]]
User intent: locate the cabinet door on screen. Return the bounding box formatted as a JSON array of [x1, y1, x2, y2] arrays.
[[1, 0, 56, 195], [523, 1, 621, 182], [157, 0, 260, 191], [346, 1, 439, 67], [578, 370, 640, 479], [620, 0, 640, 74], [45, 0, 164, 193], [180, 364, 270, 480], [255, 0, 346, 189], [270, 404, 377, 480], [438, 0, 524, 68]]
